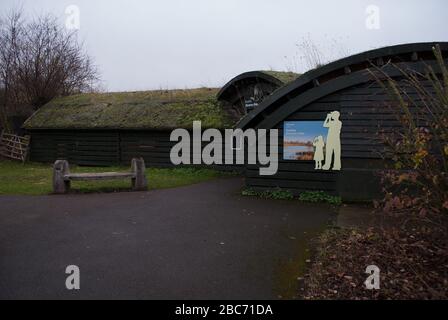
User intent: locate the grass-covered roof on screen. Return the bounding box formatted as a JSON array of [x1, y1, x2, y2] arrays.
[[23, 88, 235, 130], [259, 70, 299, 84]]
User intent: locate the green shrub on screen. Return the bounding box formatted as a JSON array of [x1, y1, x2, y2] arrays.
[[298, 191, 342, 205], [269, 188, 294, 200], [242, 188, 341, 203], [241, 187, 294, 200], [241, 188, 259, 197]]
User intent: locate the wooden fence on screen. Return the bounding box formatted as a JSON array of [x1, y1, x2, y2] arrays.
[[0, 130, 30, 162]]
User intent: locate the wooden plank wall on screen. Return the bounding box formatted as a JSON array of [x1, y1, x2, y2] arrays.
[[120, 131, 241, 171], [30, 130, 120, 166], [120, 131, 173, 167], [340, 80, 435, 159], [28, 129, 241, 171]]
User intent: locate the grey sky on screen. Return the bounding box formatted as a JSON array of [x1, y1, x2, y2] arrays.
[[2, 0, 447, 91]]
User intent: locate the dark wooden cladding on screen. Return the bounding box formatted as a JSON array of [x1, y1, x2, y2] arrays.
[[237, 43, 448, 130], [30, 130, 155, 166], [28, 129, 241, 171], [119, 131, 173, 167]]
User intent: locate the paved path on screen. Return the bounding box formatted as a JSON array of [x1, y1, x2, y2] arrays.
[[0, 177, 334, 299]]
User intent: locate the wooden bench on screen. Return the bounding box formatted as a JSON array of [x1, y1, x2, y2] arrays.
[[53, 158, 148, 194]]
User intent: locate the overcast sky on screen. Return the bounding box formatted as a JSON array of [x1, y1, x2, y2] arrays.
[[2, 0, 447, 92]]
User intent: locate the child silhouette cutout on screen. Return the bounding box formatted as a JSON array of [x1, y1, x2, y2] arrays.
[[313, 135, 324, 169]]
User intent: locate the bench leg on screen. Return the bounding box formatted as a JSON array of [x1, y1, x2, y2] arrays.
[[53, 160, 70, 194], [131, 157, 148, 191]]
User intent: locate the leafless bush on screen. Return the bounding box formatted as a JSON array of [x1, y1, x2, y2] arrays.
[[284, 34, 351, 73], [369, 45, 448, 216], [0, 9, 99, 130]]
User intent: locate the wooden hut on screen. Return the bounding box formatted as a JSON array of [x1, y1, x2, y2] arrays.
[[236, 42, 448, 201], [23, 88, 235, 167], [23, 70, 298, 168], [217, 71, 299, 116]]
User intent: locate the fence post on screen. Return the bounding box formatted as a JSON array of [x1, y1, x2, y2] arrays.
[[131, 157, 148, 191], [53, 160, 71, 194], [22, 135, 31, 163], [0, 130, 4, 154]]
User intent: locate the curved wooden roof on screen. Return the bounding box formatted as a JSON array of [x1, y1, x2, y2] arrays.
[[237, 42, 448, 130], [217, 70, 299, 101]]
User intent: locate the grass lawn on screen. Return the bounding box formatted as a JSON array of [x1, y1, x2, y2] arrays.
[[0, 160, 231, 195]]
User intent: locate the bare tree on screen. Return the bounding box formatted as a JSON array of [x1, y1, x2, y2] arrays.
[[0, 10, 22, 130], [0, 9, 99, 131]]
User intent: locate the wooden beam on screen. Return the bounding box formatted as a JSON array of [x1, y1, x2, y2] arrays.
[[65, 172, 135, 181]]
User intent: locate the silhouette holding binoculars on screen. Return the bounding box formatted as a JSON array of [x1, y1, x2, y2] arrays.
[[313, 111, 342, 171]]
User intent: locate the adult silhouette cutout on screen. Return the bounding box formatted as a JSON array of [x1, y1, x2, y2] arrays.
[[322, 111, 342, 170]]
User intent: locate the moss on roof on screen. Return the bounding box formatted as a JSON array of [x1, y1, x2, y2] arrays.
[[260, 71, 300, 84], [23, 88, 236, 130]]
